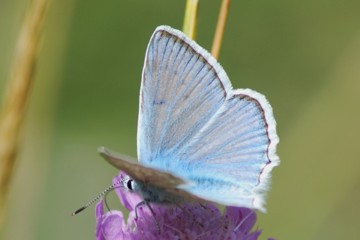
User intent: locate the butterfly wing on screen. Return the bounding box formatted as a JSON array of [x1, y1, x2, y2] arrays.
[[99, 146, 184, 188], [98, 147, 205, 203], [137, 26, 232, 165], [176, 89, 279, 211], [136, 26, 279, 211]]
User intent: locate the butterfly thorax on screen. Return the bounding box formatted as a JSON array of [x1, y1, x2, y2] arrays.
[[126, 178, 183, 204]]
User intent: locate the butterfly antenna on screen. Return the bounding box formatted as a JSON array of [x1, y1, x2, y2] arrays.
[[71, 179, 123, 216]]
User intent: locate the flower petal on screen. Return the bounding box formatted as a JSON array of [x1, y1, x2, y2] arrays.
[[95, 200, 105, 240], [96, 197, 130, 240], [98, 211, 129, 239], [225, 207, 257, 234], [94, 173, 271, 240]]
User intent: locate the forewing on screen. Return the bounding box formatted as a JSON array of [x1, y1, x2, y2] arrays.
[[177, 89, 279, 211], [98, 147, 184, 188], [98, 147, 205, 203], [137, 26, 232, 166]]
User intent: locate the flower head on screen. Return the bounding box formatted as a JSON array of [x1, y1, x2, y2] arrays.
[[96, 171, 269, 240]]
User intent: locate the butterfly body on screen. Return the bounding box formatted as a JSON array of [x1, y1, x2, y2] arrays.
[[123, 178, 187, 205], [100, 25, 279, 212]]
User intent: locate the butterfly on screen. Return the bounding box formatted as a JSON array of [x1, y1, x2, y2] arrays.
[[98, 25, 279, 213]]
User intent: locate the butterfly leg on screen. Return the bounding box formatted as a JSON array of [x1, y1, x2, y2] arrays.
[[144, 201, 160, 233], [199, 203, 208, 209], [134, 200, 146, 221], [134, 200, 160, 233]]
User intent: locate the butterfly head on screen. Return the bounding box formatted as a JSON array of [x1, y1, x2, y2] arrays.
[[123, 177, 138, 192]]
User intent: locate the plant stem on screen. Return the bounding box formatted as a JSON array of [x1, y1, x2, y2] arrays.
[[183, 0, 199, 40], [211, 0, 231, 59], [0, 0, 50, 230]]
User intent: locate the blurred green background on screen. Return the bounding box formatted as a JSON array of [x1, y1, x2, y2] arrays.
[[1, 0, 360, 239]]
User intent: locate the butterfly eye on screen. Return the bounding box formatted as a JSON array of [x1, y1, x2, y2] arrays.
[[126, 179, 134, 191]]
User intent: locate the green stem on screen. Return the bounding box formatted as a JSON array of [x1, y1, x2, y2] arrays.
[[183, 0, 199, 40]]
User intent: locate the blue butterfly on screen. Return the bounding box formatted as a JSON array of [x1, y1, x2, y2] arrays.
[[99, 25, 279, 213]]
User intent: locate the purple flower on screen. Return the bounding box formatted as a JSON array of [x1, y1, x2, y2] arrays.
[[96, 172, 268, 240]]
